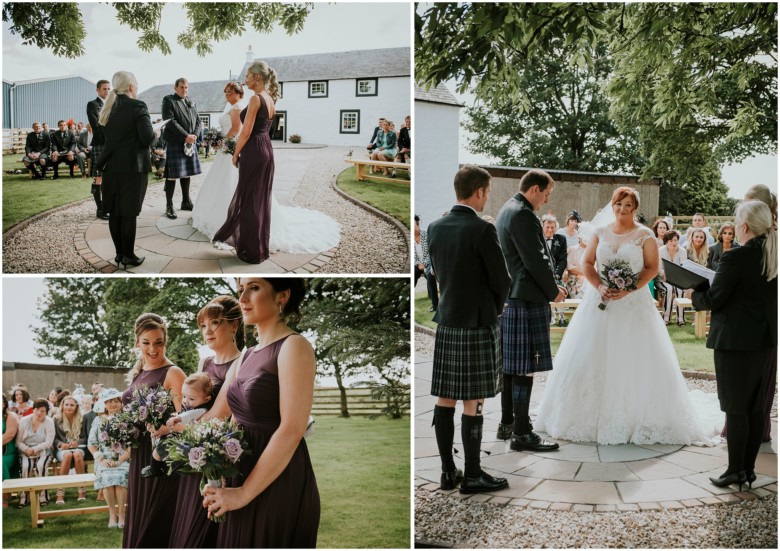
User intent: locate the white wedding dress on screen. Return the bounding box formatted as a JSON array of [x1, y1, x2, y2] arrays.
[[191, 102, 340, 252], [535, 224, 722, 446]]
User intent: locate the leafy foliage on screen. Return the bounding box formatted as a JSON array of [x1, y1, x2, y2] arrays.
[[4, 2, 313, 58]]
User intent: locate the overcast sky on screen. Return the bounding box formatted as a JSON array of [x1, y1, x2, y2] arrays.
[[2, 2, 411, 93]]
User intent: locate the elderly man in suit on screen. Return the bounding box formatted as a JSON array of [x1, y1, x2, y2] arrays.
[[427, 164, 512, 494], [161, 77, 201, 219], [87, 79, 112, 219], [22, 121, 51, 179], [50, 119, 78, 179], [542, 214, 568, 327], [495, 169, 566, 451]]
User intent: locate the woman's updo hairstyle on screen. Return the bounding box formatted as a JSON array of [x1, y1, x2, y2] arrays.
[[266, 278, 307, 324], [126, 313, 168, 383], [246, 61, 280, 102], [99, 70, 138, 126], [611, 186, 640, 211], [197, 295, 245, 349], [224, 81, 245, 98]]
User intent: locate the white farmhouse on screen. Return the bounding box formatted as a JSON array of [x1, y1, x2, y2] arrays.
[[414, 82, 463, 227], [139, 46, 410, 147]]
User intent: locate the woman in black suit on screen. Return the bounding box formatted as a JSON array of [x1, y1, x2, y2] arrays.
[[692, 200, 777, 490], [97, 71, 155, 269]]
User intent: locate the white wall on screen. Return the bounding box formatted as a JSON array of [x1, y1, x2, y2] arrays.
[[415, 100, 461, 228], [278, 76, 410, 146]]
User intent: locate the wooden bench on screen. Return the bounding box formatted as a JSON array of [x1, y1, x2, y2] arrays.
[[3, 473, 107, 528], [345, 159, 410, 184], [16, 157, 90, 178], [674, 297, 708, 338], [549, 299, 582, 333]]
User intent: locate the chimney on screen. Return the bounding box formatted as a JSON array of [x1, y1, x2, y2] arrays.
[[246, 45, 254, 63]]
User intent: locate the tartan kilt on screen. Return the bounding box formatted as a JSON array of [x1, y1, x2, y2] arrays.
[[164, 140, 201, 179], [431, 323, 502, 400], [90, 144, 104, 176], [501, 299, 553, 375]]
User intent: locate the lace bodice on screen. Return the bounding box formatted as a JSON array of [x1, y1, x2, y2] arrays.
[[596, 224, 654, 274], [218, 103, 242, 134]]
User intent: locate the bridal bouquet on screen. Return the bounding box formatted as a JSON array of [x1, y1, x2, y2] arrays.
[[203, 128, 223, 147], [598, 259, 640, 310], [99, 411, 142, 452], [222, 137, 237, 156], [163, 418, 250, 522], [124, 384, 177, 432]]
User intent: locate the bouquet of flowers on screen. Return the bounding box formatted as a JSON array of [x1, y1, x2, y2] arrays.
[[222, 136, 237, 156], [124, 384, 177, 432], [598, 259, 640, 310], [163, 418, 250, 523], [203, 128, 223, 148], [99, 410, 142, 453]]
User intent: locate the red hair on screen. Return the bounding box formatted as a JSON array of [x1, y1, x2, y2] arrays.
[[611, 186, 640, 211]]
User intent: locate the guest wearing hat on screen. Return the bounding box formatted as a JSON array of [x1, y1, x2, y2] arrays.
[[88, 388, 130, 528]]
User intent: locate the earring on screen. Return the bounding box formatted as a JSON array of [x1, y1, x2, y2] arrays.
[[278, 303, 283, 318]]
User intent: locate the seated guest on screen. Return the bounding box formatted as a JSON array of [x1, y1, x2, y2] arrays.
[[76, 124, 91, 178], [91, 382, 104, 403], [50, 389, 70, 417], [370, 119, 398, 175], [150, 130, 167, 178], [80, 394, 97, 461], [366, 117, 386, 153], [708, 222, 740, 271], [651, 217, 670, 247], [396, 115, 411, 164], [687, 228, 710, 266], [15, 399, 55, 508], [50, 119, 78, 179], [10, 387, 32, 417], [680, 212, 716, 247], [42, 122, 53, 138], [52, 396, 89, 503], [658, 230, 687, 325], [22, 122, 51, 180]]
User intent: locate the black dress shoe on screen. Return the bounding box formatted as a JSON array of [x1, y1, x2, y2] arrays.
[[428, 306, 437, 312], [496, 423, 513, 440], [459, 470, 509, 494], [745, 469, 757, 489], [709, 470, 746, 491], [181, 200, 194, 211], [165, 203, 177, 219], [97, 210, 110, 220], [440, 468, 463, 491], [510, 431, 559, 452], [120, 255, 145, 269]]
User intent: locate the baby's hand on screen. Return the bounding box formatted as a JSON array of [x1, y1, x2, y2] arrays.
[[166, 416, 182, 429]]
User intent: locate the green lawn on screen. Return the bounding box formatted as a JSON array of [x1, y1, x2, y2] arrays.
[[336, 167, 410, 228], [2, 153, 214, 232], [414, 291, 714, 372], [2, 416, 410, 549]]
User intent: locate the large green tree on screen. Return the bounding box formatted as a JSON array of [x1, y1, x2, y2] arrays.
[[34, 278, 232, 372], [3, 2, 313, 58], [465, 39, 643, 173], [416, 2, 777, 210], [297, 278, 410, 418]]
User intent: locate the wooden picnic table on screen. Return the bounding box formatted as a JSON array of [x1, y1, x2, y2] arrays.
[[3, 473, 108, 528], [675, 297, 708, 338]]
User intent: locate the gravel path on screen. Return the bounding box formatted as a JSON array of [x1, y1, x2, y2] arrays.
[[2, 148, 409, 274], [415, 488, 777, 548]]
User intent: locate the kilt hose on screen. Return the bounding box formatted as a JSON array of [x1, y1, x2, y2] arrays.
[[431, 323, 502, 401], [501, 299, 553, 376], [164, 140, 201, 179]]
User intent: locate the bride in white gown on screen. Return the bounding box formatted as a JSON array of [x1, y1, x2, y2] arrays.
[[191, 83, 340, 253], [535, 187, 721, 446]]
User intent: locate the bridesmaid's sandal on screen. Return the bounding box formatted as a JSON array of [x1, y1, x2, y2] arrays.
[[56, 489, 65, 505]]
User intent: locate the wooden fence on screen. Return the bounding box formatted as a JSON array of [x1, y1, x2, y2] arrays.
[[3, 128, 30, 155], [312, 386, 409, 417], [670, 216, 736, 234]]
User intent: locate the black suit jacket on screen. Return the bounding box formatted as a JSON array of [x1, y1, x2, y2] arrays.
[[427, 205, 511, 328], [96, 95, 154, 174], [51, 130, 76, 154], [495, 193, 560, 302], [86, 97, 105, 146], [545, 233, 568, 281], [161, 94, 201, 143], [25, 131, 51, 155], [398, 126, 411, 150], [692, 237, 777, 351]]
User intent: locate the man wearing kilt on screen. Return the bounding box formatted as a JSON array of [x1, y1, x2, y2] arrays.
[[162, 78, 202, 219], [495, 169, 566, 452], [86, 79, 111, 219], [427, 165, 512, 494]]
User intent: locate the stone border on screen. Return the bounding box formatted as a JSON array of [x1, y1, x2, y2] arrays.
[[3, 197, 93, 245], [416, 478, 778, 512], [331, 180, 410, 252]]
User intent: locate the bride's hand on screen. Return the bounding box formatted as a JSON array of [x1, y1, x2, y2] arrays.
[[597, 285, 610, 302], [607, 288, 631, 301], [232, 153, 239, 167]]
